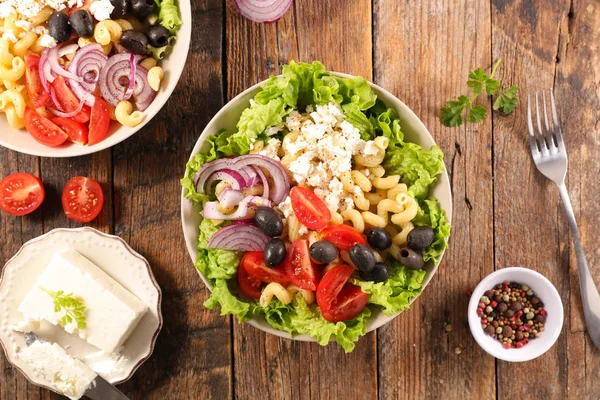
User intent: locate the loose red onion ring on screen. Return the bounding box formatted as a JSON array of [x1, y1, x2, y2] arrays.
[[206, 169, 247, 191], [233, 0, 293, 23], [252, 166, 269, 200], [38, 49, 53, 96], [217, 188, 246, 208], [207, 224, 270, 251], [48, 45, 83, 82], [124, 53, 136, 100]]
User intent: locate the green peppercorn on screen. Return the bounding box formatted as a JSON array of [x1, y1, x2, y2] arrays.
[[526, 312, 535, 320], [481, 296, 490, 305]]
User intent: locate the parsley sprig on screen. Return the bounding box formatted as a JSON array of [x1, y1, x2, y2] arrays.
[[40, 287, 87, 330], [440, 58, 519, 127]]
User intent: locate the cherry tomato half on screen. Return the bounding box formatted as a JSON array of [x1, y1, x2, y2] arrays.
[[290, 186, 331, 230], [316, 264, 354, 313], [238, 263, 262, 300], [321, 284, 369, 323], [24, 107, 69, 147], [242, 251, 291, 285], [51, 76, 90, 124], [88, 97, 110, 146], [0, 173, 45, 216], [61, 176, 104, 223], [284, 239, 320, 291], [51, 117, 88, 145], [24, 54, 49, 109], [318, 224, 368, 251]]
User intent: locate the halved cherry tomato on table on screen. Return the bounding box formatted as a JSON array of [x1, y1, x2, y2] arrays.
[[284, 239, 320, 291], [24, 54, 49, 108], [238, 264, 262, 300], [0, 173, 45, 217], [242, 251, 291, 285], [51, 76, 91, 123], [51, 117, 88, 145], [316, 264, 354, 312], [61, 176, 104, 223], [88, 97, 110, 146], [318, 224, 367, 251], [290, 186, 331, 230], [24, 107, 69, 147], [321, 284, 368, 323]]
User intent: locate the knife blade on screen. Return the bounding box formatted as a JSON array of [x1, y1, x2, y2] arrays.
[[24, 332, 130, 400]]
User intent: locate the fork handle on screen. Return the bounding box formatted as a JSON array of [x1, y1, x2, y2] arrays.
[[558, 183, 600, 349]]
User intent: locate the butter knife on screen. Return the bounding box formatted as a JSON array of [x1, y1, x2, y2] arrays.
[[24, 332, 130, 400]]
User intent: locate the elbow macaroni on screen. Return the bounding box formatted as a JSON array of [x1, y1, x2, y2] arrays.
[[147, 66, 164, 91], [94, 20, 123, 45], [115, 100, 144, 127]]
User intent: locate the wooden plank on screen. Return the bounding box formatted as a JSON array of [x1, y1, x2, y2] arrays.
[[226, 1, 377, 399], [0, 152, 45, 400], [110, 1, 230, 398], [374, 0, 495, 398], [492, 0, 574, 398], [553, 0, 600, 397]]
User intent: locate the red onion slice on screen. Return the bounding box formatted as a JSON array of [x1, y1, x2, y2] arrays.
[[98, 53, 155, 110], [48, 97, 84, 118], [203, 201, 251, 220], [124, 53, 136, 100], [207, 224, 270, 251], [252, 166, 269, 200], [39, 49, 53, 95], [217, 188, 245, 208], [242, 195, 272, 208], [233, 0, 293, 23], [205, 169, 247, 192], [48, 45, 83, 82]]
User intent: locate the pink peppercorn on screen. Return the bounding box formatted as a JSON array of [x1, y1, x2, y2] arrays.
[[503, 342, 511, 349], [490, 300, 497, 308]]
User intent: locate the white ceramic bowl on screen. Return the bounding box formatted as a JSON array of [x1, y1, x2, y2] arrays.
[[468, 267, 563, 362], [181, 73, 453, 341], [0, 4, 192, 158]]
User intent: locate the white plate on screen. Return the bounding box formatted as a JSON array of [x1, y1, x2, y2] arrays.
[[0, 227, 162, 393], [181, 72, 453, 341], [0, 0, 192, 158]]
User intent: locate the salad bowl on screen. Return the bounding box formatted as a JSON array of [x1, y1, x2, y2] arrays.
[[0, 0, 192, 158], [181, 67, 453, 345]]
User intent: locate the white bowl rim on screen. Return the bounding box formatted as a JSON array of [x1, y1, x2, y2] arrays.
[[180, 71, 453, 341], [467, 267, 564, 362], [0, 1, 192, 158], [0, 227, 163, 390]]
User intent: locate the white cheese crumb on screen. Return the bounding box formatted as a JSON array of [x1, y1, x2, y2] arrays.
[[258, 138, 281, 161], [40, 34, 58, 48], [277, 196, 293, 218], [2, 31, 18, 43], [363, 140, 380, 156], [15, 20, 33, 31], [89, 0, 114, 21], [0, 3, 16, 18]]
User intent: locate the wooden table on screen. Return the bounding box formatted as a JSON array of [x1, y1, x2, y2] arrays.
[[2, 0, 600, 398]]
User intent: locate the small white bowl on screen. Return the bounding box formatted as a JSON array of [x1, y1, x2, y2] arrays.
[[0, 2, 192, 158], [181, 73, 453, 341], [468, 267, 563, 362]]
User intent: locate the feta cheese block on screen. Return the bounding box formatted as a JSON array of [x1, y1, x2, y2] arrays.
[[19, 341, 97, 400], [18, 249, 148, 353]]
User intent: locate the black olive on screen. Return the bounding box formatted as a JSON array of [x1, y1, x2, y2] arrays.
[[264, 238, 286, 268], [349, 244, 376, 273], [309, 241, 337, 264], [48, 12, 71, 43], [359, 262, 390, 282], [130, 0, 155, 19], [69, 10, 94, 38], [147, 25, 170, 48], [397, 247, 424, 270], [366, 228, 392, 251], [407, 226, 435, 250], [110, 0, 129, 19], [253, 207, 283, 237], [120, 30, 149, 55]]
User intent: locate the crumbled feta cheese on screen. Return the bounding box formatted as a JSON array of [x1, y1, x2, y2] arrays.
[[286, 110, 302, 131], [0, 3, 16, 18], [67, 0, 84, 8], [40, 34, 57, 48], [298, 224, 308, 236], [363, 140, 380, 156], [34, 25, 48, 36], [277, 196, 293, 218], [265, 125, 282, 136], [2, 31, 18, 43], [15, 20, 33, 31], [89, 0, 114, 21], [258, 138, 281, 161]]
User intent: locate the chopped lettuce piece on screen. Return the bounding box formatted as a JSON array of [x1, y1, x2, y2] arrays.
[[154, 0, 182, 35], [414, 199, 451, 264]]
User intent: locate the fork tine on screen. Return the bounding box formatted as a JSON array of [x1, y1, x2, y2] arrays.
[[542, 91, 556, 147], [527, 95, 540, 154], [550, 89, 565, 148], [535, 92, 549, 151]]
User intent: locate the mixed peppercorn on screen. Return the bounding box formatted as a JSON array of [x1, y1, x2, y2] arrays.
[[477, 281, 547, 349]]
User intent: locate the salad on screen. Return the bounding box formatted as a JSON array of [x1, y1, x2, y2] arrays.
[[182, 61, 451, 352], [0, 0, 182, 147]]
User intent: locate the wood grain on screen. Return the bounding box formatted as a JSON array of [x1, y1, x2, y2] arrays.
[[226, 1, 376, 399], [374, 0, 496, 399]]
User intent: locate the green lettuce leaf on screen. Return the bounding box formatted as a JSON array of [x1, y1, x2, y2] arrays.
[[204, 279, 256, 323], [351, 261, 426, 316], [195, 219, 240, 281], [414, 199, 451, 264], [154, 0, 182, 35]]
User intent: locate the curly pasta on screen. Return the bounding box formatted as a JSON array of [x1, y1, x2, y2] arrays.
[[259, 283, 315, 307]]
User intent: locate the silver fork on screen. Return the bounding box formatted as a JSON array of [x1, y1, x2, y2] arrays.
[[527, 90, 600, 350]]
